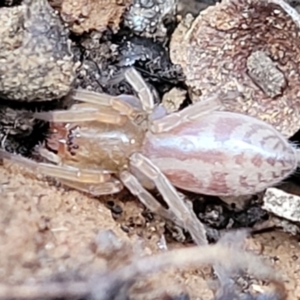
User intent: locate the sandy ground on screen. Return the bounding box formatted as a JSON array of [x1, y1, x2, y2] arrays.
[[0, 160, 300, 299]]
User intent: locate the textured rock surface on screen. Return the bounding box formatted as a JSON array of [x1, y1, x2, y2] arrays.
[[263, 187, 300, 222], [170, 0, 300, 137], [0, 0, 77, 102]]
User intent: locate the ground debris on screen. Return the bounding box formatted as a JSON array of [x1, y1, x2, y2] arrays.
[[162, 87, 187, 113], [0, 230, 286, 300]]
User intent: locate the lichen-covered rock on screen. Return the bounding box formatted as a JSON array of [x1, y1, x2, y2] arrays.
[[170, 0, 300, 137], [0, 0, 77, 102]]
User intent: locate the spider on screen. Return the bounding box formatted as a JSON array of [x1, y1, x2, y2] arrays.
[[0, 68, 297, 246]]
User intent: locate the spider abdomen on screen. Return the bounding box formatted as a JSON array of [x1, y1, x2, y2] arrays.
[[142, 111, 298, 196]]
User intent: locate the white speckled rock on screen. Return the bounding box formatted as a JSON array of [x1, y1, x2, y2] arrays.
[[263, 188, 300, 222]]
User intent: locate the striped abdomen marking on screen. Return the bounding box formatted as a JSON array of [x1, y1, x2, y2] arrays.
[[142, 111, 297, 196]]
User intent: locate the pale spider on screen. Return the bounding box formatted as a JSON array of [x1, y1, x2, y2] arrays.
[[0, 68, 298, 246]]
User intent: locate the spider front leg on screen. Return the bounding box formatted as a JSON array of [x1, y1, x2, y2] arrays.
[[127, 152, 208, 245], [33, 105, 128, 125], [72, 67, 155, 115], [0, 150, 123, 196], [33, 68, 154, 125]]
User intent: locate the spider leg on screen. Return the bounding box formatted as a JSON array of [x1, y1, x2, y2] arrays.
[[34, 68, 153, 124], [70, 67, 153, 115], [150, 94, 223, 133], [120, 170, 180, 223], [0, 150, 112, 184], [33, 106, 127, 125], [59, 178, 123, 196], [124, 67, 154, 113], [128, 152, 208, 245], [71, 89, 141, 118], [72, 68, 154, 113]]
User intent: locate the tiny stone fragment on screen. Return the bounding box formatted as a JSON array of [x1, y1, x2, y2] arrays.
[[263, 187, 300, 222], [162, 87, 186, 113], [0, 0, 77, 102]]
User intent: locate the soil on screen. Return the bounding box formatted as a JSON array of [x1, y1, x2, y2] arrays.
[[0, 160, 214, 300]]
